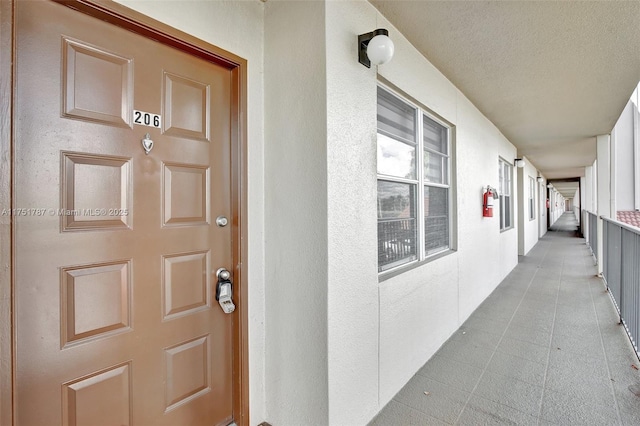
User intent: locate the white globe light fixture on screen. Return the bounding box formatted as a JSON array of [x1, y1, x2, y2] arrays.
[[358, 29, 394, 68], [367, 34, 394, 66]]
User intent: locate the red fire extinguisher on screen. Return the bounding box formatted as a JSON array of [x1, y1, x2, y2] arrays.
[[483, 187, 497, 217], [546, 199, 550, 209]]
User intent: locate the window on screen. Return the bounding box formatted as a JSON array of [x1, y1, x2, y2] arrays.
[[377, 86, 453, 273], [498, 159, 513, 230], [528, 177, 535, 220]]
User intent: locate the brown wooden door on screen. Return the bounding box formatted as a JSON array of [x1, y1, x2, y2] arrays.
[[14, 1, 236, 424]]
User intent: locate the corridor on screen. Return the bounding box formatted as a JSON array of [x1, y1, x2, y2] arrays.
[[371, 213, 640, 425]]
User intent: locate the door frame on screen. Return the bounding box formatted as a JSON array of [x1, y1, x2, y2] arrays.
[[0, 1, 250, 424]]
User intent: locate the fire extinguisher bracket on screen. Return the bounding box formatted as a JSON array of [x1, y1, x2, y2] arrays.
[[483, 186, 498, 218]]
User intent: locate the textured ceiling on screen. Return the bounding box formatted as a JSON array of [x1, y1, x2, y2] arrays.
[[370, 0, 640, 179], [548, 180, 579, 199]]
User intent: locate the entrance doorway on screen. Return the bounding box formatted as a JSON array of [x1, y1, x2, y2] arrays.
[[9, 1, 248, 424]]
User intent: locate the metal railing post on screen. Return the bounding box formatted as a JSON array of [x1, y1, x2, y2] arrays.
[[602, 216, 640, 359], [618, 223, 624, 325]]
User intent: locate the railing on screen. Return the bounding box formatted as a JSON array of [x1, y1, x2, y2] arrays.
[[586, 211, 598, 260], [602, 217, 640, 359], [378, 219, 417, 272]]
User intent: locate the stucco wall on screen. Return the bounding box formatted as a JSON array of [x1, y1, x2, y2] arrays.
[[325, 1, 380, 424], [517, 158, 540, 256], [325, 2, 519, 421], [114, 1, 523, 424], [573, 187, 581, 221], [264, 1, 329, 424], [549, 189, 568, 226], [613, 100, 636, 211], [539, 178, 548, 238], [113, 1, 267, 423]]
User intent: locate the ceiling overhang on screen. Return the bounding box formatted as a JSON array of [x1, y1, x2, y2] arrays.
[[370, 1, 640, 179]]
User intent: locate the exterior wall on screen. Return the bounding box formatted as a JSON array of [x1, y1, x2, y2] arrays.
[[593, 159, 599, 211], [612, 100, 637, 211], [113, 1, 268, 423], [539, 177, 548, 238], [549, 189, 566, 226], [573, 187, 581, 221], [517, 157, 540, 255], [264, 2, 329, 424], [325, 2, 379, 423], [586, 164, 595, 212], [116, 1, 521, 424], [597, 135, 611, 274], [323, 2, 518, 421], [581, 176, 587, 236]]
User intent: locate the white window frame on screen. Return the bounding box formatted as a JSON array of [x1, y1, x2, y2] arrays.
[[528, 176, 535, 221], [499, 158, 513, 231], [377, 84, 454, 276]]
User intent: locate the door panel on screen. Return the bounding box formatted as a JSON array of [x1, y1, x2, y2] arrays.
[[15, 1, 234, 424]]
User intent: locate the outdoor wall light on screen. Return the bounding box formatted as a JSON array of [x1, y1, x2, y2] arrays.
[[358, 29, 394, 68], [514, 158, 525, 168], [537, 176, 544, 183], [547, 184, 553, 189]]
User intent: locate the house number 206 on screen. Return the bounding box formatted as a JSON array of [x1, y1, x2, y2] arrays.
[[133, 110, 161, 129]]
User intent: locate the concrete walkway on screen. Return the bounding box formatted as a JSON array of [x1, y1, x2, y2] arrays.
[[370, 212, 640, 425]]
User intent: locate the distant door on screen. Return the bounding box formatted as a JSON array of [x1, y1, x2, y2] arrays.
[[538, 181, 543, 237], [15, 1, 237, 424]]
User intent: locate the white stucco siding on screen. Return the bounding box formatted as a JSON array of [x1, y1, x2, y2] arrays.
[[455, 91, 518, 322], [539, 177, 548, 239], [518, 157, 540, 256], [378, 254, 460, 406], [613, 101, 636, 212], [113, 2, 523, 424], [325, 1, 380, 424], [264, 1, 329, 425], [113, 1, 267, 423], [573, 186, 581, 221], [351, 6, 518, 416]]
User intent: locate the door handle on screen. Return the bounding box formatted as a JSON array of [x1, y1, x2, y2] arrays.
[[215, 268, 235, 314]]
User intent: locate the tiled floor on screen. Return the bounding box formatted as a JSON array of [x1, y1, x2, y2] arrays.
[[370, 213, 640, 425]]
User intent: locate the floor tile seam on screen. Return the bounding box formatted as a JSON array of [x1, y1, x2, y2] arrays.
[[376, 397, 452, 425], [545, 374, 624, 396], [411, 371, 474, 397], [447, 337, 502, 352], [462, 323, 509, 336], [454, 394, 540, 424], [387, 398, 454, 425], [481, 361, 547, 389], [493, 344, 549, 364], [487, 348, 548, 368], [416, 348, 547, 392], [586, 251, 624, 425], [535, 248, 565, 425], [503, 322, 554, 337], [454, 240, 552, 425], [545, 345, 606, 362]]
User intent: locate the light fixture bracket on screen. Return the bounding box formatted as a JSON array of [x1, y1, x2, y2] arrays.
[[358, 28, 389, 68]]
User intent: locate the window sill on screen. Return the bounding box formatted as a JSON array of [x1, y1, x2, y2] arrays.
[[500, 226, 514, 233], [378, 248, 456, 283]]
